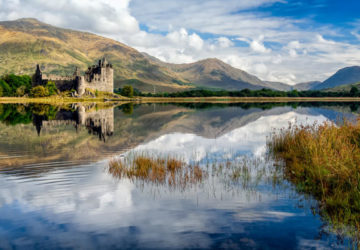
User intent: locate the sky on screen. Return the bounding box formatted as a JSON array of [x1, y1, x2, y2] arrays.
[[0, 0, 359, 85]]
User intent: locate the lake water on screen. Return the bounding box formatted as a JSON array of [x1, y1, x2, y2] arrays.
[[0, 102, 358, 249]]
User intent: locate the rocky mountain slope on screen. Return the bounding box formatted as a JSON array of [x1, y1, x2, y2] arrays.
[[312, 66, 360, 90]]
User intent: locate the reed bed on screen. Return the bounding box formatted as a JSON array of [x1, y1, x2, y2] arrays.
[[267, 119, 360, 238], [108, 153, 270, 195], [109, 154, 205, 190]]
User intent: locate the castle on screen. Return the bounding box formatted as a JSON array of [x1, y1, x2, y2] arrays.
[[33, 58, 114, 96]]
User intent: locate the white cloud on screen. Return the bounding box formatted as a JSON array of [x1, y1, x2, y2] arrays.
[[189, 33, 204, 50], [217, 37, 234, 48], [351, 32, 360, 40], [254, 63, 268, 75], [250, 40, 271, 53], [0, 0, 140, 35]]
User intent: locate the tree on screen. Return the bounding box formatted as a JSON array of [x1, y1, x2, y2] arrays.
[[45, 81, 58, 96], [287, 90, 299, 97], [3, 74, 32, 93], [0, 79, 12, 96], [121, 85, 134, 98], [350, 86, 359, 97], [31, 86, 48, 97], [15, 85, 26, 97]]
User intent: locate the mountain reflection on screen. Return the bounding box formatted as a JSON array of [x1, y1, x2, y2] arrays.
[[0, 102, 357, 172]]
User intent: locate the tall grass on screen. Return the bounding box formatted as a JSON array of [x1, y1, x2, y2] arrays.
[[108, 153, 268, 195], [109, 154, 204, 190], [267, 119, 360, 238]]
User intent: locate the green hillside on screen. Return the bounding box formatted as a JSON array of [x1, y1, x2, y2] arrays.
[[0, 18, 192, 92]]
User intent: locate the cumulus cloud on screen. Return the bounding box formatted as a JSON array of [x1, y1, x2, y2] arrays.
[[217, 37, 234, 48], [250, 40, 271, 53], [0, 0, 139, 35]]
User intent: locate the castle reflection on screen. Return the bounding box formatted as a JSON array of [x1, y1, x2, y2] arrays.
[[33, 104, 114, 142]]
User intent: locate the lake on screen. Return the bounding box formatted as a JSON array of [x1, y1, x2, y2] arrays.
[[0, 102, 358, 249]]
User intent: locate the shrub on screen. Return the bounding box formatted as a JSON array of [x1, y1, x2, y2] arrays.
[[15, 85, 26, 97], [45, 81, 58, 96], [121, 85, 134, 98], [31, 86, 48, 97]]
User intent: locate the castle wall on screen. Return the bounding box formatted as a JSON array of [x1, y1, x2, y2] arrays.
[[51, 79, 77, 92], [82, 61, 114, 93], [34, 58, 114, 96]]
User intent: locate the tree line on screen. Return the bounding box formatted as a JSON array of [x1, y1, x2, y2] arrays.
[[116, 85, 360, 98], [0, 74, 58, 97], [1, 74, 360, 98]]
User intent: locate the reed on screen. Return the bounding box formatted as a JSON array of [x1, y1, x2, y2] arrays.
[[108, 154, 206, 189], [267, 119, 360, 237]]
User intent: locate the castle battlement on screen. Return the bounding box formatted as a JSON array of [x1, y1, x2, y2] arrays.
[[33, 58, 114, 96]]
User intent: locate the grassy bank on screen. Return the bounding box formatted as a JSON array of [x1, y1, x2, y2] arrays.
[[1, 96, 360, 104], [0, 96, 130, 104], [267, 120, 360, 236]]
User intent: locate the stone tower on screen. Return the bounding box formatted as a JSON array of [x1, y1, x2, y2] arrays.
[[76, 58, 114, 96], [33, 64, 43, 87]]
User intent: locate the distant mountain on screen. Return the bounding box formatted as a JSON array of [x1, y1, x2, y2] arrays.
[[263, 81, 293, 91], [294, 81, 322, 91], [142, 53, 293, 91], [0, 18, 292, 92], [152, 57, 269, 90], [324, 81, 360, 92], [313, 66, 360, 90]]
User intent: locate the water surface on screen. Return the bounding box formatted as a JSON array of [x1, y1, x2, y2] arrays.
[[0, 102, 358, 249]]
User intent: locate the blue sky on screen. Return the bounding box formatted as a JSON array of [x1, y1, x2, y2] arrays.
[[0, 0, 359, 84]]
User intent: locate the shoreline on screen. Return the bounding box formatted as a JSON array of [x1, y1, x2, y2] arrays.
[[138, 96, 360, 103], [0, 96, 131, 104], [1, 96, 360, 104]]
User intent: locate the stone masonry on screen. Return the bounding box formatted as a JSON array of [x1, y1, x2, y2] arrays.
[[33, 58, 114, 96]]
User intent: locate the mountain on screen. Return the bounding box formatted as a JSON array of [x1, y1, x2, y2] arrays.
[[293, 81, 322, 91], [151, 57, 265, 90], [142, 53, 292, 91], [0, 18, 292, 92], [0, 18, 191, 92], [312, 66, 360, 90], [324, 81, 360, 92]]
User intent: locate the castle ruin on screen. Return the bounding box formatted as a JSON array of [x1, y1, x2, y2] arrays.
[[33, 58, 114, 96]]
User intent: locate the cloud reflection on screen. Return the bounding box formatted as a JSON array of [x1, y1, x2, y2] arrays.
[[0, 110, 339, 248]]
